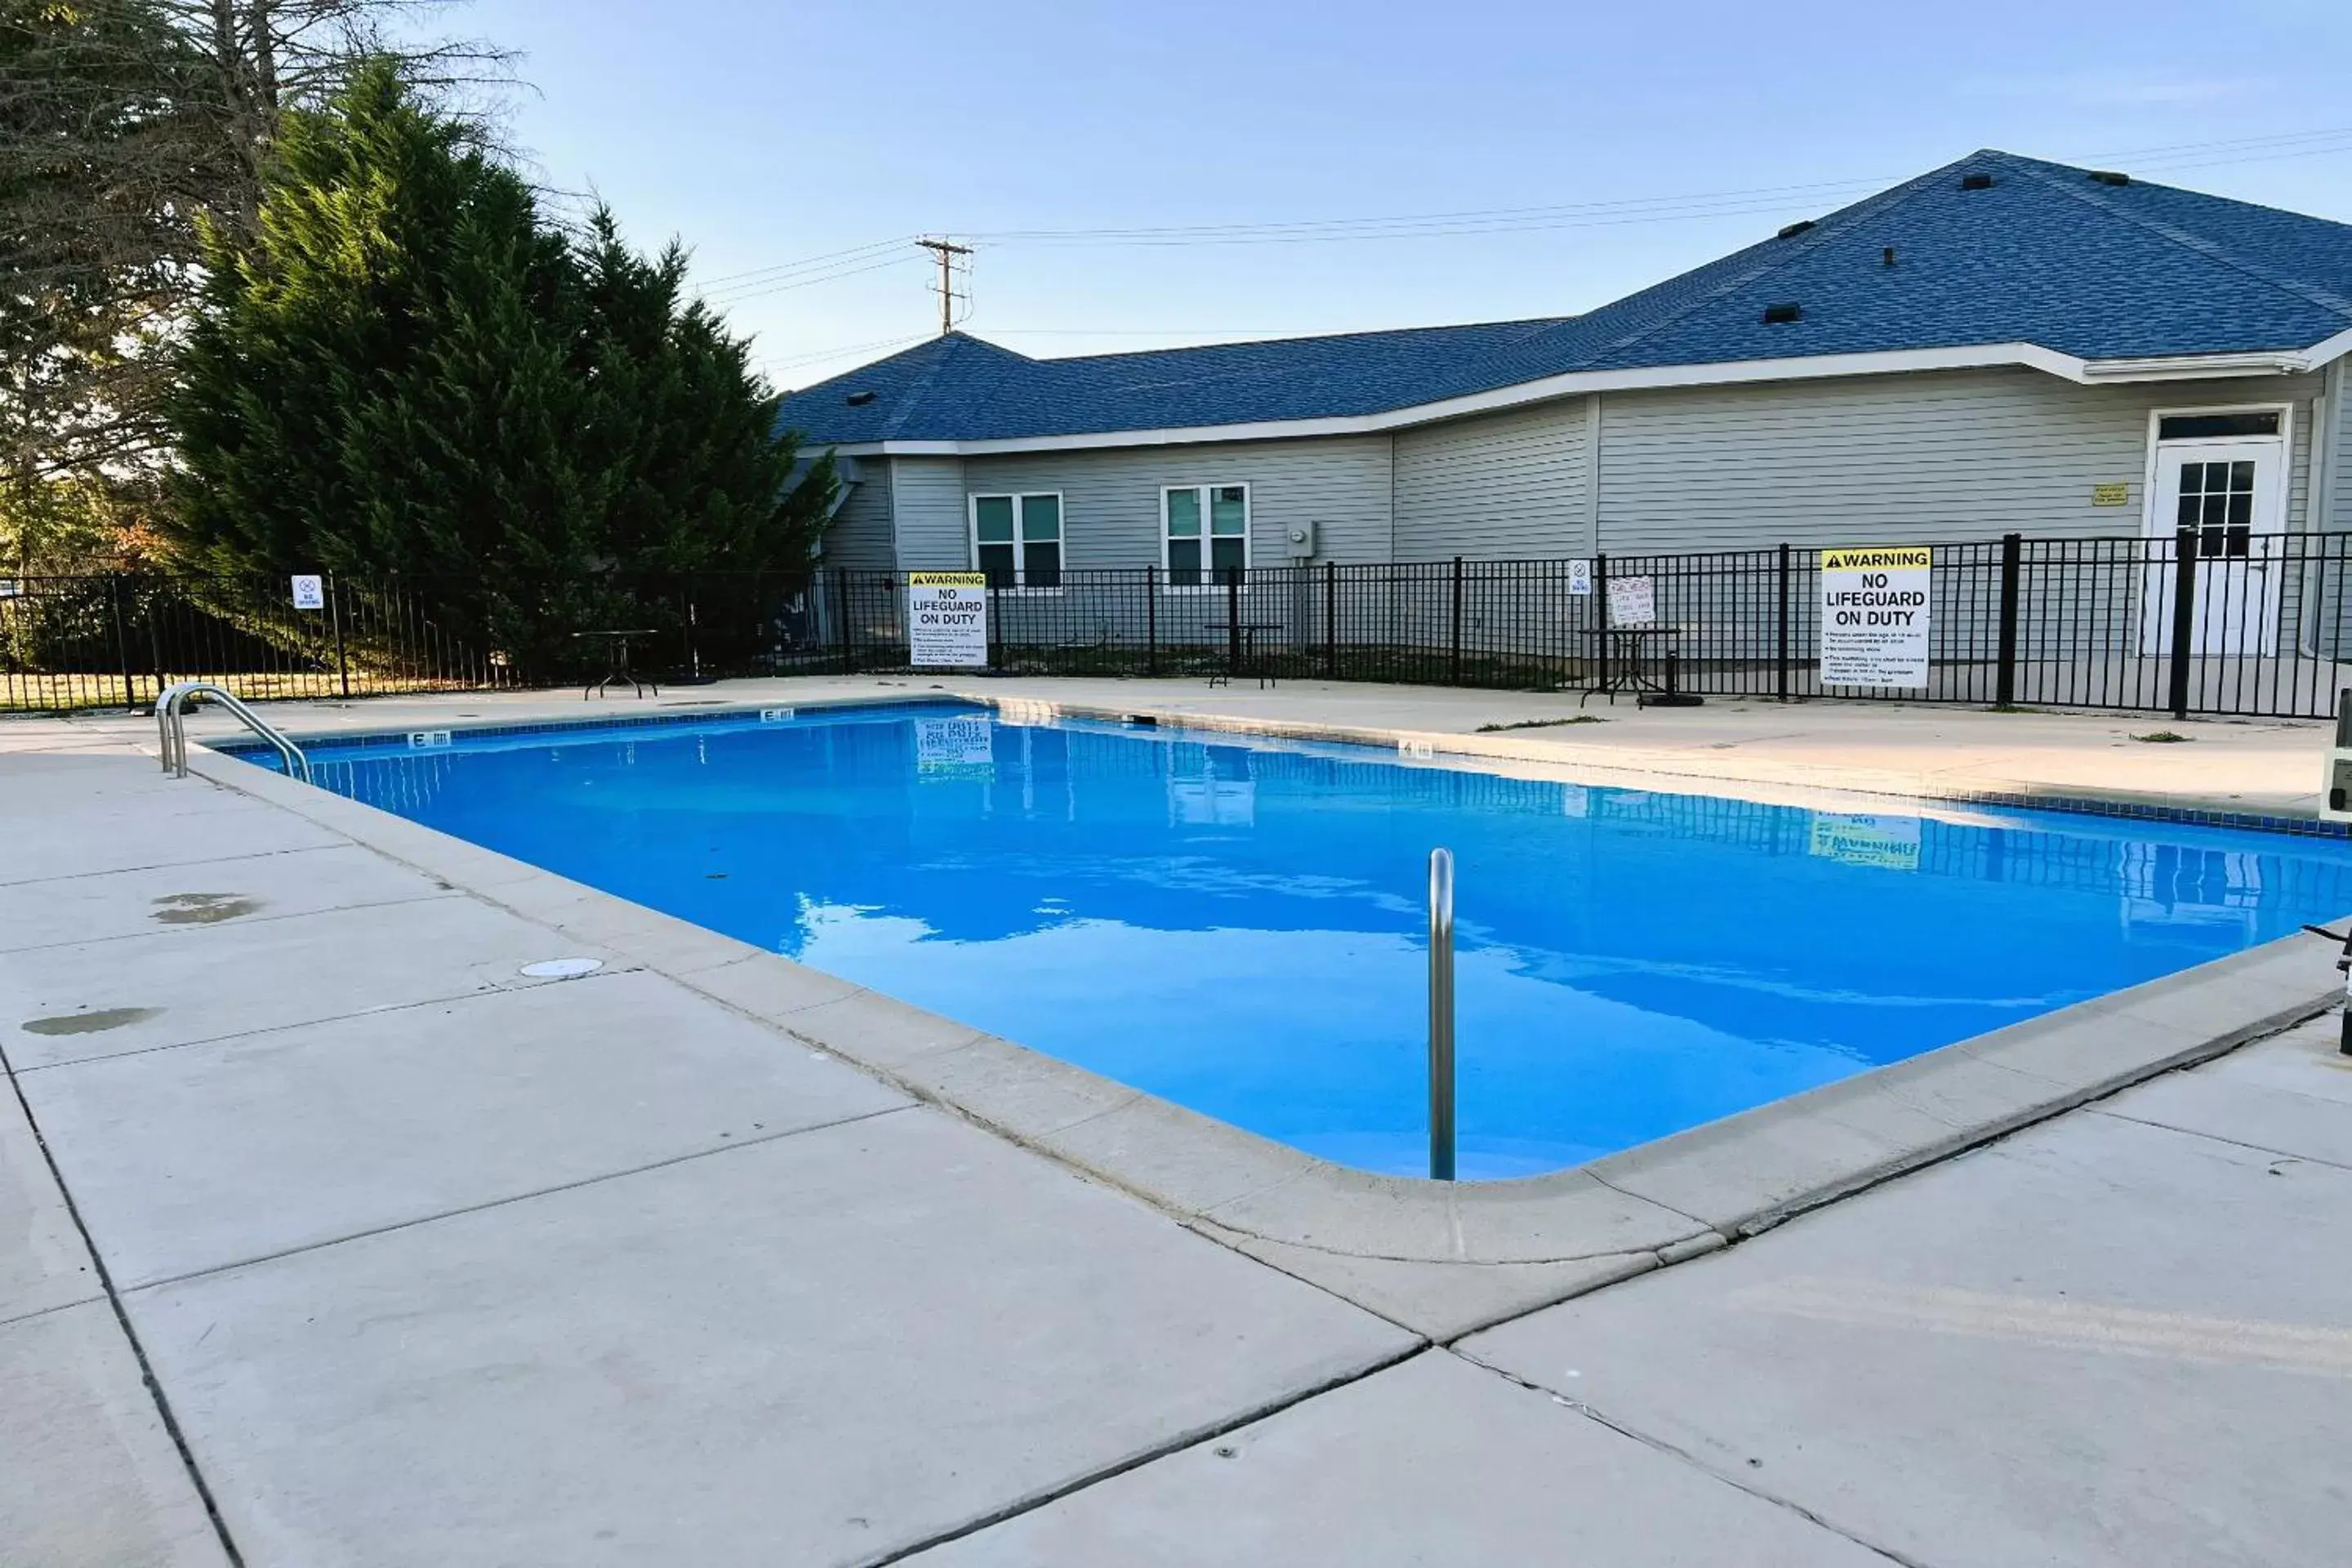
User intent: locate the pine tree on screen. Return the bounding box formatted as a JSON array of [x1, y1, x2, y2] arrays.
[[167, 63, 831, 673]]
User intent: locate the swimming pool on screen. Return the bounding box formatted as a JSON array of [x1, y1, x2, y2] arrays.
[[252, 702, 2352, 1179]]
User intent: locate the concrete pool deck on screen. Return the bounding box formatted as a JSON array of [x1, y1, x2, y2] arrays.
[[6, 684, 2351, 1564]]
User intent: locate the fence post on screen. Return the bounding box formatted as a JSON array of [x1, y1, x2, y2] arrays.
[[831, 569, 853, 675], [1449, 556, 1464, 686], [109, 575, 136, 710], [1594, 554, 1611, 694], [329, 573, 352, 699], [1775, 544, 1790, 702], [988, 576, 1003, 671], [2168, 528, 2198, 720], [1145, 565, 1158, 678], [1225, 568, 1241, 678], [1994, 532, 2021, 708], [1325, 560, 1338, 679]]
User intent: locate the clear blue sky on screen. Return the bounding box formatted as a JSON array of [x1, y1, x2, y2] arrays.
[[457, 0, 2352, 389]]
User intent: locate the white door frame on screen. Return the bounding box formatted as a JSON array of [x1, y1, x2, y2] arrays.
[[2137, 403, 2292, 657]]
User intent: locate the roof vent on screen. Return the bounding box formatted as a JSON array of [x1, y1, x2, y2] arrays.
[[1959, 172, 1995, 191], [1776, 219, 1817, 239], [2088, 169, 2132, 187], [1761, 302, 1802, 325], [844, 390, 877, 407]]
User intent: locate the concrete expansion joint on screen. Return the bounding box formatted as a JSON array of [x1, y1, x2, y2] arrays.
[[854, 1339, 1432, 1568], [0, 1055, 250, 1568], [2087, 1104, 2352, 1175], [1449, 1346, 1930, 1568]]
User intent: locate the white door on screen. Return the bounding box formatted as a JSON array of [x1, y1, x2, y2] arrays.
[[2140, 433, 2286, 657]]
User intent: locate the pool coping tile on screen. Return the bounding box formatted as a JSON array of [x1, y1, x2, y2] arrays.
[[179, 701, 2351, 1340]]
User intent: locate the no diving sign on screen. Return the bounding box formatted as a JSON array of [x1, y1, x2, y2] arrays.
[[1820, 546, 1931, 688], [907, 572, 989, 667]]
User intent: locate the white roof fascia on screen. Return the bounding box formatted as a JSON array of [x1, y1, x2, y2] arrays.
[[2077, 323, 2352, 381], [813, 335, 2350, 457]]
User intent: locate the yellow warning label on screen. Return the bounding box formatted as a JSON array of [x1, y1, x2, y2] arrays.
[[1808, 813, 1922, 871], [1820, 546, 1932, 572], [2091, 483, 2131, 506], [909, 571, 987, 588]]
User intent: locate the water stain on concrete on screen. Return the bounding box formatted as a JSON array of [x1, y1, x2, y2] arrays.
[[20, 1007, 162, 1036], [150, 893, 261, 924]]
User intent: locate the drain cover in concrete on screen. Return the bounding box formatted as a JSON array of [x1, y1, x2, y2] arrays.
[[518, 958, 604, 980]]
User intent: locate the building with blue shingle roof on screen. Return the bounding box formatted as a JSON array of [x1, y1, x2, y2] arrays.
[[777, 150, 2351, 591]]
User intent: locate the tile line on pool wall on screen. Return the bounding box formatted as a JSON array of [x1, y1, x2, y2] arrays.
[[204, 684, 2343, 838]]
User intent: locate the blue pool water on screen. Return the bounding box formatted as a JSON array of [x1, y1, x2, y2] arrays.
[[258, 702, 2352, 1178]]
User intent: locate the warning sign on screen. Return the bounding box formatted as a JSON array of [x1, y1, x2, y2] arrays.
[[1808, 812, 1922, 871], [907, 572, 988, 668], [1820, 546, 1931, 688], [915, 715, 995, 779]]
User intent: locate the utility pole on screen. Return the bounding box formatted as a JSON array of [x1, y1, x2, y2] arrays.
[[915, 237, 972, 335]]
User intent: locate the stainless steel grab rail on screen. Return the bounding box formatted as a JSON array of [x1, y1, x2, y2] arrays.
[[1428, 846, 1455, 1182], [154, 682, 313, 784]]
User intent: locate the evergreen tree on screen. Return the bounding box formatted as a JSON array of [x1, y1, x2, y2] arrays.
[[167, 62, 832, 672]]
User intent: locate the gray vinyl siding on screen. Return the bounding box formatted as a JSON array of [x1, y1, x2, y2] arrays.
[[1593, 368, 2323, 555], [958, 436, 1395, 568], [889, 457, 969, 569], [821, 457, 897, 570], [2326, 359, 2352, 533], [1392, 397, 1591, 560]]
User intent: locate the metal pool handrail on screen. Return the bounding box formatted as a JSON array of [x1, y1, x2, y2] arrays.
[[1428, 847, 1456, 1182], [154, 681, 313, 784]]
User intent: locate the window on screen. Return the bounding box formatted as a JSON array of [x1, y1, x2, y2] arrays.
[[2158, 412, 2279, 441], [971, 493, 1062, 588], [1163, 484, 1249, 586], [2177, 459, 2255, 559]]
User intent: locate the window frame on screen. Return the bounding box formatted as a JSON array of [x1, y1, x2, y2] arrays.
[[2139, 401, 2293, 551], [967, 491, 1066, 594], [1159, 482, 1252, 591]]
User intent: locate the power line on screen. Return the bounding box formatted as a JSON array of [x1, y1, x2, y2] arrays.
[[702, 252, 927, 305], [708, 124, 2352, 290], [753, 331, 932, 376], [698, 236, 915, 290]]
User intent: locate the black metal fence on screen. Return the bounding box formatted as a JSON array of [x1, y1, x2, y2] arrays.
[[0, 574, 514, 713], [11, 531, 2352, 718], [817, 531, 2352, 719]]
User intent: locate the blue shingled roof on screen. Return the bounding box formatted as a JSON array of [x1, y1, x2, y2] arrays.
[[775, 150, 2352, 446]]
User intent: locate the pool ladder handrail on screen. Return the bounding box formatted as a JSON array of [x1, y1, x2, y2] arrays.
[[154, 682, 313, 784], [1428, 847, 1456, 1182]]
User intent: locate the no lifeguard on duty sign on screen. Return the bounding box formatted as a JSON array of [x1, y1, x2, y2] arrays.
[[1820, 546, 1931, 688]]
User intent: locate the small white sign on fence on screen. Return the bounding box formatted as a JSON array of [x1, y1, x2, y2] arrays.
[[290, 573, 325, 611], [1566, 559, 1593, 596], [906, 572, 989, 668], [1606, 574, 1655, 628]]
